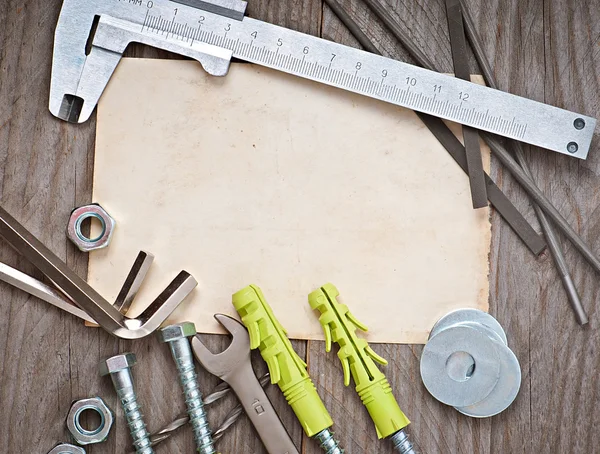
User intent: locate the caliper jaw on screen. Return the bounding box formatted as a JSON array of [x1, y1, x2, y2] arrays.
[[69, 15, 233, 123], [51, 0, 246, 124]]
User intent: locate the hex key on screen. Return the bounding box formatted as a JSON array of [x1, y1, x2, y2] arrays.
[[0, 261, 97, 324], [114, 250, 154, 314], [458, 0, 587, 324], [0, 206, 197, 338], [322, 0, 546, 255]]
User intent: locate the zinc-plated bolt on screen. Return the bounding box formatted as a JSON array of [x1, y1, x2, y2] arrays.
[[314, 428, 344, 454], [99, 353, 153, 454], [390, 429, 416, 454], [159, 322, 215, 454]]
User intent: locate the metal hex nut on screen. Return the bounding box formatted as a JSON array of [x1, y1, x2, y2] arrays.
[[66, 397, 114, 445], [47, 443, 86, 454], [99, 352, 137, 376], [159, 322, 197, 343], [67, 203, 116, 252]]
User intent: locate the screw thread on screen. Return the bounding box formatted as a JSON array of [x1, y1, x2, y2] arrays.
[[117, 388, 154, 454], [177, 356, 215, 454], [390, 429, 416, 454], [313, 428, 344, 454]]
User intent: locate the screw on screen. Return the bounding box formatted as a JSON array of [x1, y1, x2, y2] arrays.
[[390, 429, 417, 454], [160, 322, 215, 454], [313, 428, 344, 454], [99, 353, 153, 454]]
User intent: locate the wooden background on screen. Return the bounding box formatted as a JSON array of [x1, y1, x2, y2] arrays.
[[1, 0, 599, 452]]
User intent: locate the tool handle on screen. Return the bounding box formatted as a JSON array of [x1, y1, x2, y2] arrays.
[[226, 362, 300, 454]]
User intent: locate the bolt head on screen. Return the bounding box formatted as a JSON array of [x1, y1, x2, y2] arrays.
[[159, 322, 197, 343], [99, 352, 136, 376]]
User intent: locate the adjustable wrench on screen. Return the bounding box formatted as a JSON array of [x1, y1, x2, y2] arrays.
[[192, 314, 299, 454]]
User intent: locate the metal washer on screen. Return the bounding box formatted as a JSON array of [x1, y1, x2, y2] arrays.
[[420, 325, 501, 407], [429, 308, 508, 345], [455, 342, 521, 418]]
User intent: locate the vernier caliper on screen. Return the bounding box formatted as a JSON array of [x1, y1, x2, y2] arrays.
[[50, 0, 596, 159]]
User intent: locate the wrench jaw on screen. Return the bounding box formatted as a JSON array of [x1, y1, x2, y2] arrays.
[[191, 314, 251, 378]]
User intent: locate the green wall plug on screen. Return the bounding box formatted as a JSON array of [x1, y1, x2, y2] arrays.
[[309, 283, 416, 454], [233, 284, 344, 454]]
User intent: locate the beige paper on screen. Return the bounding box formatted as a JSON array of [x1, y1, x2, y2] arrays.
[[91, 58, 490, 344]]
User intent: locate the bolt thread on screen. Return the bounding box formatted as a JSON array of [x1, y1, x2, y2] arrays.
[[313, 428, 344, 454], [177, 355, 215, 454], [117, 388, 154, 454], [390, 429, 416, 454]]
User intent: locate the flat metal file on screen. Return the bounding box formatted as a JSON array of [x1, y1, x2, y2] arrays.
[[458, 0, 587, 324], [445, 0, 487, 209], [322, 0, 546, 256], [350, 0, 600, 276], [50, 0, 596, 158]]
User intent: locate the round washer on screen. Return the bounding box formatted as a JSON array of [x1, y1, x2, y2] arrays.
[[450, 321, 506, 345], [455, 343, 521, 418], [421, 325, 501, 407], [429, 308, 507, 345], [47, 444, 86, 454]]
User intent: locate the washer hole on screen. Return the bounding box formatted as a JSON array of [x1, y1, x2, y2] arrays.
[[75, 213, 106, 243], [74, 406, 105, 436], [445, 351, 476, 382], [574, 118, 586, 130]]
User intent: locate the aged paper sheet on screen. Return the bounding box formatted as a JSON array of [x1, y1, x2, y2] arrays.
[[91, 58, 491, 343]]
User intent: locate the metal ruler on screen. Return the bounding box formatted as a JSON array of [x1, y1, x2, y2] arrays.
[[50, 0, 596, 159]]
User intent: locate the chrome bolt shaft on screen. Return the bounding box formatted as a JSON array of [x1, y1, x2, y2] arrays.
[[160, 322, 215, 454], [314, 428, 344, 454], [390, 429, 416, 454], [100, 353, 153, 454]]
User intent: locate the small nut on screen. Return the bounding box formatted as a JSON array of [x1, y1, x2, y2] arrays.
[[67, 203, 115, 252], [66, 397, 114, 445], [159, 322, 197, 343], [48, 443, 86, 453]]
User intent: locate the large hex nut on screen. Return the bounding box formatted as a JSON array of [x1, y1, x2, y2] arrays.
[[48, 443, 86, 453], [67, 204, 115, 252], [66, 397, 114, 445]]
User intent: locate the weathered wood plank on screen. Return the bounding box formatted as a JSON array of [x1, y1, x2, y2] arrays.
[[1, 0, 600, 453]]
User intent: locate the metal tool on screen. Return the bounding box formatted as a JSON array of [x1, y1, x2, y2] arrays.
[[445, 0, 486, 208], [309, 284, 416, 454], [0, 261, 97, 324], [159, 322, 215, 454], [233, 285, 343, 454], [421, 309, 521, 417], [192, 314, 299, 454], [321, 0, 545, 256], [100, 353, 154, 454], [0, 206, 197, 339], [0, 249, 157, 325], [51, 0, 595, 158], [328, 0, 600, 323], [146, 373, 271, 450], [457, 0, 588, 325]]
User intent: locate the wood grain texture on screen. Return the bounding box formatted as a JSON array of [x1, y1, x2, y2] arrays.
[[0, 0, 599, 453]]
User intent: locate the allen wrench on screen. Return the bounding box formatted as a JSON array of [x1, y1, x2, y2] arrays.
[[0, 206, 197, 338]]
